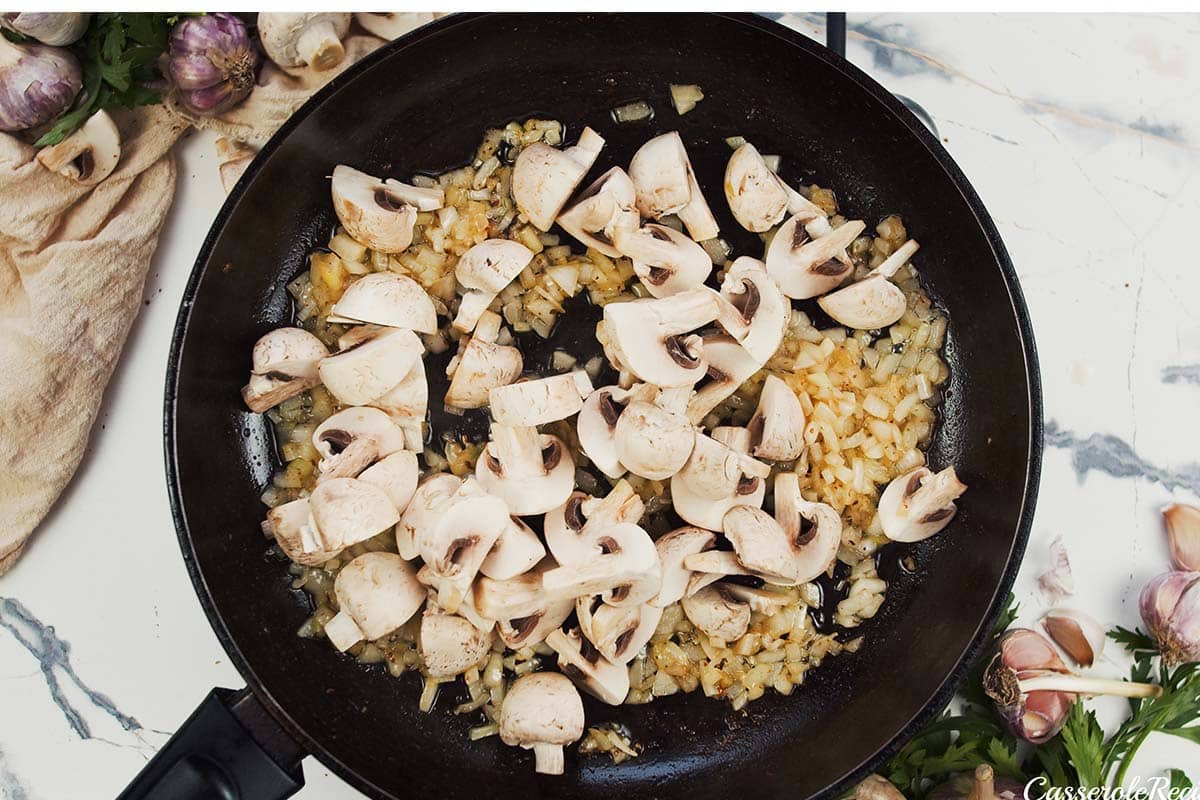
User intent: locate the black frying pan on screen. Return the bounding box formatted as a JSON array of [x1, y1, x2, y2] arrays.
[[127, 12, 1042, 800]]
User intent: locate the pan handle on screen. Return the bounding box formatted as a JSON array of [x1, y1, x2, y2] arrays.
[[117, 687, 305, 800], [825, 12, 847, 57]]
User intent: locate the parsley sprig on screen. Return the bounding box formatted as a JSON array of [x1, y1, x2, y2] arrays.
[[35, 13, 183, 147]]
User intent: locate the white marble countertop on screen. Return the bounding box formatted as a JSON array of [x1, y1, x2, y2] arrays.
[[2, 12, 1199, 799]]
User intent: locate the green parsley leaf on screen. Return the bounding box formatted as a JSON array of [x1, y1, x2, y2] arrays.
[[1060, 701, 1105, 788]]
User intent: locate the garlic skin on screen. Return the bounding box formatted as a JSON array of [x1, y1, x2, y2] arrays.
[[1140, 571, 1200, 666], [1041, 608, 1105, 668], [0, 38, 81, 131], [1165, 504, 1200, 572], [1, 13, 90, 46]]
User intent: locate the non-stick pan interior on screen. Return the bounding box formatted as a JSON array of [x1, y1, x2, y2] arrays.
[[167, 13, 1038, 800]]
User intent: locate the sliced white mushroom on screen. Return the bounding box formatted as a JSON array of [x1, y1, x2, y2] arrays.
[[480, 516, 545, 580], [326, 272, 437, 332], [499, 671, 586, 776], [677, 163, 720, 243], [545, 628, 631, 705], [600, 287, 721, 387], [649, 526, 716, 607], [445, 311, 523, 410], [576, 386, 629, 478], [543, 480, 646, 566], [721, 583, 793, 614], [682, 550, 755, 596], [818, 240, 920, 330], [419, 610, 494, 678], [477, 565, 576, 649], [613, 395, 695, 481], [241, 327, 329, 413], [681, 585, 750, 642], [36, 109, 120, 185], [556, 167, 638, 258], [542, 522, 660, 603], [614, 223, 712, 298], [357, 450, 419, 514], [576, 598, 662, 664], [716, 257, 788, 363], [396, 473, 461, 560], [416, 479, 509, 613], [627, 131, 718, 241], [352, 12, 435, 40], [724, 142, 791, 232], [372, 355, 428, 451], [322, 552, 425, 652], [476, 424, 575, 515], [670, 430, 769, 531], [258, 12, 351, 70], [307, 477, 399, 554], [216, 137, 255, 194], [766, 215, 865, 299], [685, 334, 762, 424], [331, 165, 420, 253], [747, 374, 806, 462], [318, 326, 423, 406], [264, 498, 339, 566], [512, 127, 605, 231], [772, 472, 841, 583], [488, 371, 593, 427], [878, 465, 967, 542], [312, 406, 407, 480], [452, 239, 536, 332]]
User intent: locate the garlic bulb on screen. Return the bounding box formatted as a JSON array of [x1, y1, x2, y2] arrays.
[[0, 37, 81, 131], [167, 13, 258, 116], [1140, 571, 1200, 665], [1164, 503, 1200, 572], [1, 13, 90, 46], [1041, 608, 1105, 668]]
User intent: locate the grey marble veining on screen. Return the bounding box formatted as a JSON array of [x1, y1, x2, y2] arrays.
[[0, 598, 141, 741], [0, 746, 31, 800], [1162, 364, 1200, 385], [1044, 420, 1200, 495]]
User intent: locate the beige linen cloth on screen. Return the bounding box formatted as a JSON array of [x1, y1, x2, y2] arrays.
[[0, 29, 394, 575]]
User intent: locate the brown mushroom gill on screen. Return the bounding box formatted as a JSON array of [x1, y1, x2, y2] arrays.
[[440, 536, 480, 572], [665, 335, 701, 368], [542, 440, 564, 469], [564, 496, 587, 531], [75, 150, 95, 181], [728, 279, 760, 321], [598, 393, 622, 428], [319, 429, 354, 454], [373, 188, 409, 212]]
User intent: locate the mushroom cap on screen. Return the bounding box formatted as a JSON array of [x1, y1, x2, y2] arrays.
[[397, 473, 462, 559], [257, 12, 350, 69], [476, 425, 575, 516], [418, 611, 494, 678], [265, 498, 339, 566], [499, 672, 586, 749], [722, 505, 799, 585], [242, 327, 328, 412], [353, 12, 435, 40], [35, 108, 120, 185], [674, 430, 769, 500], [671, 464, 766, 532], [717, 257, 789, 363], [577, 598, 662, 664], [312, 406, 407, 479], [327, 272, 437, 333], [545, 628, 631, 706], [541, 522, 661, 601], [357, 450, 420, 514], [445, 326, 523, 410], [722, 583, 793, 614], [488, 371, 593, 427], [455, 238, 536, 295], [371, 355, 428, 451], [682, 585, 751, 642], [601, 287, 721, 387], [649, 526, 716, 607], [417, 484, 509, 612], [676, 160, 720, 242], [308, 477, 400, 553], [747, 374, 806, 462], [614, 400, 695, 481], [480, 516, 546, 580], [576, 386, 628, 479], [475, 564, 549, 621], [543, 481, 646, 566], [817, 274, 908, 331], [512, 127, 605, 231], [765, 215, 865, 299], [615, 223, 712, 299], [682, 550, 756, 596], [878, 466, 967, 542], [685, 334, 762, 424], [773, 472, 842, 583], [628, 131, 691, 219], [331, 552, 424, 643], [556, 167, 638, 258], [330, 164, 419, 253], [318, 326, 424, 407], [724, 142, 790, 232]]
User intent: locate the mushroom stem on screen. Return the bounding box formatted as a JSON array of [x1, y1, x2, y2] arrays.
[[872, 239, 920, 279], [532, 742, 565, 775], [970, 765, 997, 800], [298, 20, 345, 70], [1017, 674, 1162, 698], [322, 609, 364, 652]]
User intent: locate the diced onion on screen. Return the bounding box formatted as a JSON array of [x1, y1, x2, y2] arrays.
[[612, 100, 654, 124], [669, 83, 704, 115]]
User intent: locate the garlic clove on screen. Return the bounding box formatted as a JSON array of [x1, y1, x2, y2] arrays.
[[1165, 503, 1200, 572], [1041, 608, 1105, 668], [1140, 570, 1200, 666]]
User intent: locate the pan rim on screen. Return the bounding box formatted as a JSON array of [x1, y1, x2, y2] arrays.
[[162, 12, 1043, 799]]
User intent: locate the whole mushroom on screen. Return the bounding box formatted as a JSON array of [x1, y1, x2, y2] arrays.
[[258, 12, 351, 71], [499, 672, 586, 775]]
